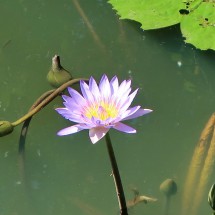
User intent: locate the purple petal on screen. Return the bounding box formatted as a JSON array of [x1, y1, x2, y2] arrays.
[[113, 87, 131, 108], [90, 116, 103, 127], [114, 122, 136, 133], [80, 80, 94, 102], [89, 76, 100, 101], [114, 80, 132, 106], [62, 95, 73, 103], [67, 87, 86, 106], [118, 89, 138, 111], [122, 108, 153, 121], [63, 102, 81, 114], [118, 80, 131, 96], [62, 95, 78, 108], [114, 80, 126, 97], [99, 74, 111, 98], [62, 95, 81, 112], [57, 124, 85, 136], [56, 108, 85, 123], [110, 76, 119, 94], [56, 108, 72, 118], [89, 127, 109, 144], [119, 106, 141, 120]]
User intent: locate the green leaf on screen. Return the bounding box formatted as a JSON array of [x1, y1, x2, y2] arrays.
[[180, 2, 215, 50], [109, 0, 183, 30], [109, 0, 215, 50]]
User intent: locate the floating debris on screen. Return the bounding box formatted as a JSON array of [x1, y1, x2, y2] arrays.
[[127, 187, 157, 208], [177, 61, 182, 67]]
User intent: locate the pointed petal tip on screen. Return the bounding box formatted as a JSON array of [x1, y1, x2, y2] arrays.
[[90, 136, 99, 144], [91, 139, 99, 144], [57, 124, 84, 136], [89, 127, 109, 144], [144, 108, 153, 113], [57, 130, 66, 136], [101, 74, 108, 79]]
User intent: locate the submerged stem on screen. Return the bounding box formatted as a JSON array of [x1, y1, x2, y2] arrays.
[[18, 89, 55, 154], [164, 196, 170, 215], [105, 132, 128, 215], [72, 0, 105, 51], [11, 78, 87, 127]]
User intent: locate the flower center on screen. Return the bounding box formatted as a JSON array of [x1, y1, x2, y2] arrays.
[[85, 102, 118, 121]]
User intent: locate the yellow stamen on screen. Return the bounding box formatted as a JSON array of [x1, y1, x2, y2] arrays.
[[85, 102, 118, 120]]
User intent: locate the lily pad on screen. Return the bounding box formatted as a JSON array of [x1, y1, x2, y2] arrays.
[[180, 2, 215, 50], [109, 0, 215, 50], [109, 0, 183, 30]]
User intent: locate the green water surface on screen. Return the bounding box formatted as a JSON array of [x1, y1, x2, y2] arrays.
[[0, 1, 215, 215]]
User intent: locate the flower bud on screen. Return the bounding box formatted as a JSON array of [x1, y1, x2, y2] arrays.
[[47, 55, 73, 88], [0, 121, 14, 137], [160, 179, 177, 197]]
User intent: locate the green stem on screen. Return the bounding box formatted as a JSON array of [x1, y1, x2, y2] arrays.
[[105, 132, 128, 215], [18, 89, 55, 153], [11, 78, 87, 127]]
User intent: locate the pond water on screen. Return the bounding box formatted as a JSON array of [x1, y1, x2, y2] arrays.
[[1, 1, 215, 215]]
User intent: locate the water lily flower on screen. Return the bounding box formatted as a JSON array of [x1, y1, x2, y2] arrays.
[[56, 74, 152, 144]]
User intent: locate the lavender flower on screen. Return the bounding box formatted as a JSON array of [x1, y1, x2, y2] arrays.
[[56, 74, 152, 144]]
